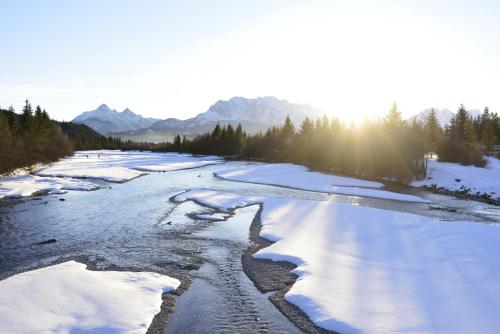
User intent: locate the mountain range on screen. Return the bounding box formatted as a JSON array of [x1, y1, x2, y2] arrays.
[[73, 97, 324, 142], [73, 104, 160, 134], [73, 98, 486, 142], [411, 108, 482, 127]]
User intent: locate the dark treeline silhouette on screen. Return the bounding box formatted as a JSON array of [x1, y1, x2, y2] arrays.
[[3, 100, 498, 183], [0, 101, 74, 174], [159, 104, 425, 183], [157, 104, 500, 183], [435, 106, 500, 166]]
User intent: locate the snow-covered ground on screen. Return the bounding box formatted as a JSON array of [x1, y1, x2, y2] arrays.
[[0, 261, 180, 334], [176, 189, 500, 334], [0, 150, 223, 199], [194, 212, 232, 221], [412, 157, 500, 198], [216, 163, 427, 202], [0, 174, 98, 198], [37, 150, 223, 182]]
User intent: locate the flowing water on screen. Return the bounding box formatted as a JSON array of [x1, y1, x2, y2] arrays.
[[1, 161, 499, 333]]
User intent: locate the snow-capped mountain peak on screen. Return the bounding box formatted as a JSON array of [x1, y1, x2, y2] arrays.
[[411, 107, 484, 127], [194, 96, 323, 125], [72, 105, 160, 134]]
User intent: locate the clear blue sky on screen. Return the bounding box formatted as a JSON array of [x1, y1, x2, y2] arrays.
[[1, 0, 499, 121]]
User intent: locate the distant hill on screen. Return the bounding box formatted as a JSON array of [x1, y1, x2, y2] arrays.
[[111, 96, 325, 142], [72, 104, 160, 134], [411, 107, 483, 127], [58, 121, 122, 150]]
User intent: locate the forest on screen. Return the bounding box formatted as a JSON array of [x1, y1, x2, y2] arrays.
[[162, 104, 500, 183], [0, 101, 74, 174], [2, 101, 499, 183], [0, 100, 125, 174]]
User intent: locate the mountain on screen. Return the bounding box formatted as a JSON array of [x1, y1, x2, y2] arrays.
[[72, 104, 160, 134], [411, 107, 483, 127], [112, 96, 325, 142], [58, 121, 122, 150], [193, 96, 323, 125], [411, 108, 455, 127]]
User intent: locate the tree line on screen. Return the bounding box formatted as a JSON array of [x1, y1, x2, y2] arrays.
[[0, 101, 74, 174], [2, 100, 498, 183], [0, 100, 130, 174], [427, 106, 500, 166], [168, 104, 424, 182], [156, 104, 499, 183]]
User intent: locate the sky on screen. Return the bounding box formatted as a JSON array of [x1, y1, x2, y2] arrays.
[[1, 0, 499, 121]]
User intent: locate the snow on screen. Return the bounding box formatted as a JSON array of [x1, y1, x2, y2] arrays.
[[173, 189, 264, 211], [1, 150, 223, 198], [176, 189, 500, 334], [0, 261, 180, 334], [72, 104, 160, 134], [412, 157, 500, 198], [194, 212, 232, 221], [195, 96, 324, 126], [216, 163, 427, 203], [37, 150, 223, 182], [0, 174, 98, 199]]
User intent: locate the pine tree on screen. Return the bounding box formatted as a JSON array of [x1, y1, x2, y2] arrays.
[[384, 103, 404, 128], [20, 99, 34, 133], [33, 105, 44, 136], [173, 134, 182, 150], [482, 111, 497, 154], [299, 117, 314, 136], [211, 123, 222, 142], [438, 105, 484, 165], [424, 108, 441, 158], [282, 115, 295, 137], [235, 123, 244, 154]]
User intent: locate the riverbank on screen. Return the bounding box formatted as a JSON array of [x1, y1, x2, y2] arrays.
[[227, 155, 500, 206], [241, 205, 335, 334], [411, 157, 500, 205]]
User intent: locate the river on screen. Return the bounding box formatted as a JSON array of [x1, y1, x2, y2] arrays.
[[1, 161, 499, 333]]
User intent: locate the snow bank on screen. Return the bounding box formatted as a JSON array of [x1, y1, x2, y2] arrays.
[[0, 261, 180, 334], [216, 163, 382, 188], [0, 174, 98, 199], [216, 164, 427, 202], [194, 212, 232, 221], [37, 150, 223, 182], [412, 157, 500, 198], [173, 189, 264, 211], [176, 189, 500, 334]]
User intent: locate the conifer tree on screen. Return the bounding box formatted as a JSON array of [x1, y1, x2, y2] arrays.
[[21, 99, 34, 133], [299, 117, 314, 136], [282, 115, 295, 137], [482, 110, 497, 154], [424, 108, 441, 158]]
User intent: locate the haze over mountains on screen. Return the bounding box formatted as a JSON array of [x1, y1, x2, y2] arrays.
[[73, 97, 325, 142], [73, 104, 160, 134], [73, 97, 486, 142], [411, 108, 482, 127]]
